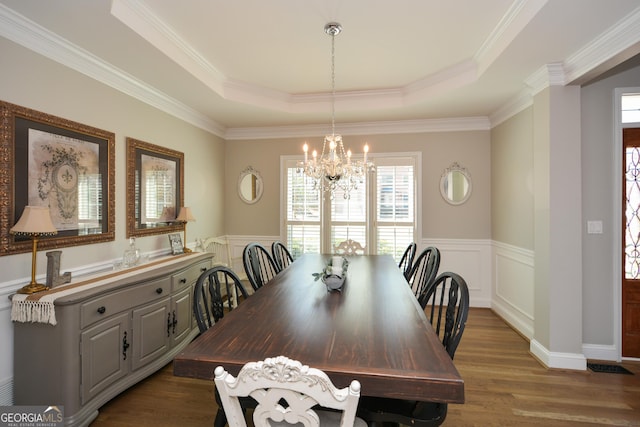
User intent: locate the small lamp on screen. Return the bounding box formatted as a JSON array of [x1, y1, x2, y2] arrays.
[[10, 206, 58, 294], [176, 207, 196, 253]]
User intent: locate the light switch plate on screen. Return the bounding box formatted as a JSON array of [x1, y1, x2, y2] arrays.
[[587, 220, 603, 234]]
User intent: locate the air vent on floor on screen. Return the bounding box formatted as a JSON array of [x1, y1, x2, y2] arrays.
[[587, 363, 633, 375]]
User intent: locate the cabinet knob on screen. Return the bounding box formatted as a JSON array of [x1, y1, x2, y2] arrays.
[[180, 278, 187, 284], [97, 306, 106, 314], [156, 287, 163, 294], [201, 267, 207, 272]]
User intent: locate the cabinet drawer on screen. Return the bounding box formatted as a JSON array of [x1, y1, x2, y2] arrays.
[[81, 277, 171, 329], [172, 259, 210, 291]]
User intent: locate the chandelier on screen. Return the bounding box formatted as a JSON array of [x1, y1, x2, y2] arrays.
[[297, 22, 374, 199]]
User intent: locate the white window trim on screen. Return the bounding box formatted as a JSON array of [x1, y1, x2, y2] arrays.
[[280, 152, 422, 254]]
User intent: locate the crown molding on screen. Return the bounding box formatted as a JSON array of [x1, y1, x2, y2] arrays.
[[489, 89, 533, 128], [3, 1, 638, 139], [523, 6, 640, 95], [0, 3, 227, 137], [0, 5, 495, 141], [492, 5, 640, 126], [111, 0, 226, 93], [563, 6, 640, 84], [405, 59, 478, 104], [475, 0, 549, 75], [524, 63, 566, 95], [224, 117, 490, 140], [108, 0, 538, 114]]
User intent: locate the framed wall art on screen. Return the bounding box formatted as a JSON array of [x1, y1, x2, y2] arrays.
[[126, 137, 184, 238], [0, 100, 115, 256]]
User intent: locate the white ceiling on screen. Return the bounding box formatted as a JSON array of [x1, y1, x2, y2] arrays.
[[1, 0, 640, 139]]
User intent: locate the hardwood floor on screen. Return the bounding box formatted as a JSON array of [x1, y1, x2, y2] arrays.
[[90, 308, 640, 426]]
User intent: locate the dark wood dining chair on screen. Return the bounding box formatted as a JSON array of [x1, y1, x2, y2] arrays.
[[398, 242, 417, 280], [242, 242, 279, 291], [193, 265, 249, 334], [271, 240, 294, 273], [193, 265, 252, 427], [357, 272, 470, 427], [407, 246, 440, 307]]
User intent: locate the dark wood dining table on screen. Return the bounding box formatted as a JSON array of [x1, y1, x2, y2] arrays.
[[173, 254, 464, 403]]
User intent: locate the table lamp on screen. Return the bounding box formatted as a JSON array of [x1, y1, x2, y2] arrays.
[[176, 206, 195, 253], [10, 206, 58, 294]]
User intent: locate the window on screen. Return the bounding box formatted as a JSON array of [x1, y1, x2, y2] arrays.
[[374, 158, 415, 261], [285, 166, 321, 258], [622, 93, 640, 124], [282, 153, 419, 261]]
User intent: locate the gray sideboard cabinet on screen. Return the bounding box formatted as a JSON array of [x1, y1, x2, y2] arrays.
[[12, 252, 212, 427]]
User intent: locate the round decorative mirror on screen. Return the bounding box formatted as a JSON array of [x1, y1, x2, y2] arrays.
[[440, 162, 472, 205], [238, 166, 263, 204]]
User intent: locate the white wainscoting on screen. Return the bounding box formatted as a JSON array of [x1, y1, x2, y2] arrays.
[[3, 235, 606, 400], [491, 241, 590, 369], [227, 236, 494, 309], [492, 241, 535, 340], [226, 235, 281, 278], [0, 286, 14, 405], [422, 238, 493, 308]]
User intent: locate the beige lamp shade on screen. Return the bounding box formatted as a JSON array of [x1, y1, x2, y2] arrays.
[[11, 206, 58, 294], [10, 206, 58, 236], [176, 207, 196, 222]]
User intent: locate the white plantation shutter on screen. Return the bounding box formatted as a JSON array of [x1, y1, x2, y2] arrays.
[[282, 154, 417, 259], [374, 158, 416, 261], [285, 163, 321, 257]]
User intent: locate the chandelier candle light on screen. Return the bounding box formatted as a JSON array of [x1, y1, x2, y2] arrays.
[[298, 22, 374, 199]]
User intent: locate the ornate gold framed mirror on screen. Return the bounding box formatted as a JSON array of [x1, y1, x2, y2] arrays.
[[126, 138, 184, 238]]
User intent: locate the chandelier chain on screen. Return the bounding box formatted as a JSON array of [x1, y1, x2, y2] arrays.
[[330, 28, 336, 138], [297, 22, 374, 200]]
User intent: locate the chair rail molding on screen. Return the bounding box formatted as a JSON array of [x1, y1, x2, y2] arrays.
[[226, 235, 281, 278]]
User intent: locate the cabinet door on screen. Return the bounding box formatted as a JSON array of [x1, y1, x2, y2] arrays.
[[81, 312, 130, 404], [171, 286, 192, 346], [131, 297, 171, 371]]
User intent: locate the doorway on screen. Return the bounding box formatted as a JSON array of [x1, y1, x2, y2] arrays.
[[622, 127, 640, 358]]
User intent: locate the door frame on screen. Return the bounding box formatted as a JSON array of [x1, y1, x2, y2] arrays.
[[615, 87, 640, 361]]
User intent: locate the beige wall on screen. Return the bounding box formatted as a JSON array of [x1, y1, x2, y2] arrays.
[[581, 62, 640, 346], [0, 38, 225, 283], [491, 108, 534, 250], [225, 130, 491, 239]]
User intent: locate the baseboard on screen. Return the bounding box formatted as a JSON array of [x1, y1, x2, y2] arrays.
[[530, 339, 587, 370], [582, 343, 618, 362], [491, 298, 534, 340], [0, 376, 12, 405]]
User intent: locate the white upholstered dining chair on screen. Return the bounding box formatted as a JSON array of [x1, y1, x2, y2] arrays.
[[198, 236, 232, 267], [214, 355, 366, 427]]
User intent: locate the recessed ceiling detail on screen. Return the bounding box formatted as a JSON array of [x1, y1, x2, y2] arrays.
[[1, 0, 639, 138]]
